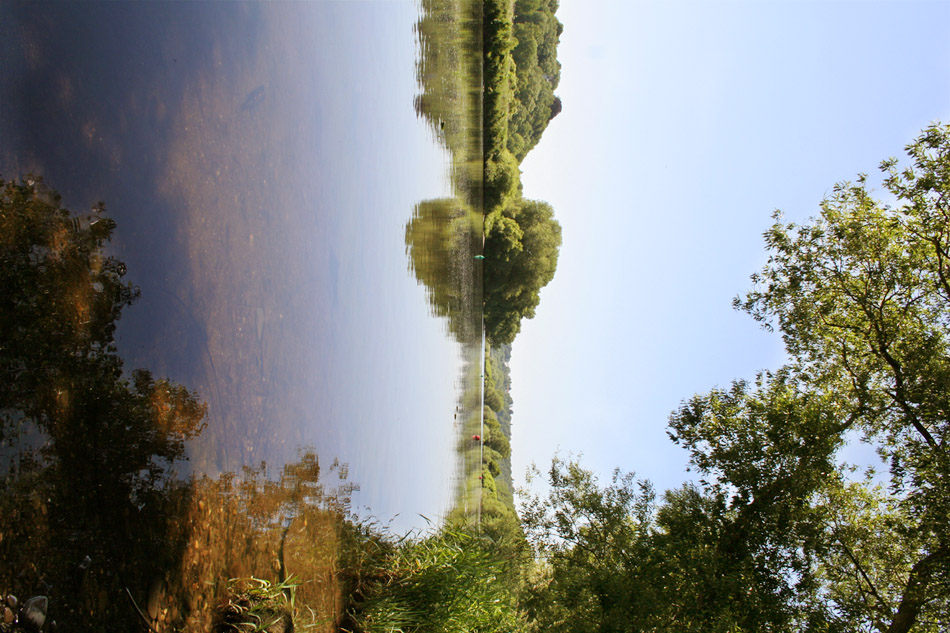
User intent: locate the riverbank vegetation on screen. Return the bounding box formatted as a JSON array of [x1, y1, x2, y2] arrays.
[[482, 0, 563, 215], [408, 0, 563, 543]]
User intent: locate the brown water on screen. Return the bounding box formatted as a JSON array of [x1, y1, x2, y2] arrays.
[[0, 1, 483, 630]]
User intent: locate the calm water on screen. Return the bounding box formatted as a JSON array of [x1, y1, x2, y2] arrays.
[[1, 1, 483, 629]]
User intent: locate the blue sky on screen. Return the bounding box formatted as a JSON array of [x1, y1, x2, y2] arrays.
[[510, 0, 950, 497]]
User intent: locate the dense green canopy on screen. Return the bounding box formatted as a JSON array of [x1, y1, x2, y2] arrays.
[[484, 198, 562, 344], [508, 0, 563, 162]]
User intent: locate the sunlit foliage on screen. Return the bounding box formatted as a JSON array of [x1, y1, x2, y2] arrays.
[[484, 198, 562, 344], [518, 125, 950, 633]]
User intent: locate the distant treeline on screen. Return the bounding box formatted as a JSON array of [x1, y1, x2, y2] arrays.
[[468, 0, 562, 527], [410, 0, 563, 528], [444, 339, 526, 561], [484, 0, 563, 203], [476, 343, 514, 507], [469, 0, 564, 530], [411, 0, 565, 346], [481, 0, 564, 346]]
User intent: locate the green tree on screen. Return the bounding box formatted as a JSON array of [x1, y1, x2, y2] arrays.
[[484, 198, 562, 344], [508, 0, 563, 162], [672, 124, 950, 632], [485, 383, 505, 412], [484, 147, 522, 215], [734, 124, 950, 633], [669, 372, 869, 631], [484, 412, 511, 460], [519, 125, 950, 633], [519, 458, 658, 633], [520, 456, 810, 633]]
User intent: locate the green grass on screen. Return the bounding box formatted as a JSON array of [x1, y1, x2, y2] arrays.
[[345, 528, 524, 633]]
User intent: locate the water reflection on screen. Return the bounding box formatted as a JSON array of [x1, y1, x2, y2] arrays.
[[408, 0, 489, 522], [0, 0, 492, 629], [1, 0, 461, 529], [414, 0, 484, 197], [0, 177, 360, 631], [405, 198, 481, 342], [0, 176, 191, 627]]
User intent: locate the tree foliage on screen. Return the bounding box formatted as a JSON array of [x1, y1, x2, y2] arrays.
[[725, 124, 950, 632], [520, 456, 814, 633], [508, 0, 563, 162], [519, 125, 950, 632], [519, 458, 653, 603], [484, 198, 562, 344]]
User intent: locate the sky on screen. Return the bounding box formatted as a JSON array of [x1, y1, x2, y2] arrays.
[[510, 0, 950, 498]]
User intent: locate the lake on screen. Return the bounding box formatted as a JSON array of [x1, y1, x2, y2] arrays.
[[0, 1, 484, 630]]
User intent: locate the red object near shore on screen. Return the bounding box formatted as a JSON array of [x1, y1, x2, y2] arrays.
[[472, 435, 481, 441]]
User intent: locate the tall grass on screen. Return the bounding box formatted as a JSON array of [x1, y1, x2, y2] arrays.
[[343, 527, 523, 633]]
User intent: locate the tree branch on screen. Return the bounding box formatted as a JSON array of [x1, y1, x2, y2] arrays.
[[886, 545, 949, 633], [831, 526, 891, 617], [875, 340, 939, 450]]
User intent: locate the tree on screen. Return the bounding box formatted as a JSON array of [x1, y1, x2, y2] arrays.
[[520, 455, 816, 633], [484, 408, 511, 459], [519, 457, 656, 633], [669, 372, 873, 631], [671, 123, 950, 632], [735, 124, 950, 632], [508, 0, 563, 162], [519, 125, 950, 633], [484, 198, 562, 344]]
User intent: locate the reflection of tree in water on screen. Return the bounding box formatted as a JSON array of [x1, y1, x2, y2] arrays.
[[180, 453, 356, 633], [405, 198, 482, 344], [0, 177, 353, 632], [413, 0, 484, 209], [0, 175, 205, 628], [413, 1, 482, 152]]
